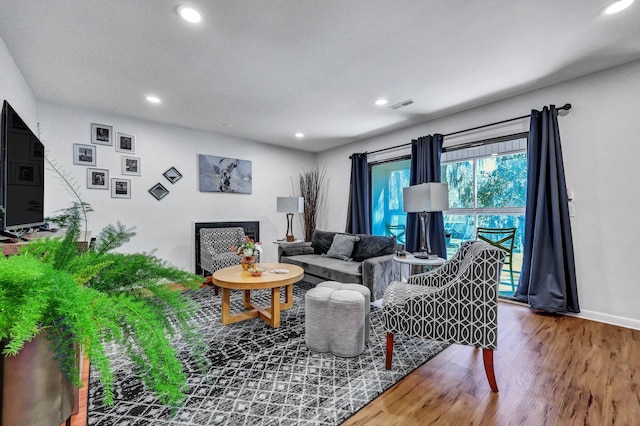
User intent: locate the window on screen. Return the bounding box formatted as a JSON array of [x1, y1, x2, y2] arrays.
[[443, 137, 527, 295], [442, 138, 527, 252], [371, 159, 410, 245], [370, 135, 527, 296]]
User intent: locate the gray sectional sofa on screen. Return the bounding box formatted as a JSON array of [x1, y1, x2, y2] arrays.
[[277, 230, 401, 300]]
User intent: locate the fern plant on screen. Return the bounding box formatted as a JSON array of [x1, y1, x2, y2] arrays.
[[0, 205, 206, 407]]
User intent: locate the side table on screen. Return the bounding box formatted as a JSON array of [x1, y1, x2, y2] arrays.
[[393, 254, 446, 281], [273, 240, 304, 244]]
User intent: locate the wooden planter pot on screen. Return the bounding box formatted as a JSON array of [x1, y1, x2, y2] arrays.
[[1, 332, 75, 426]]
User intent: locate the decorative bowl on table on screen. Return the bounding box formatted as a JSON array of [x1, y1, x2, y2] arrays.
[[248, 266, 266, 276]]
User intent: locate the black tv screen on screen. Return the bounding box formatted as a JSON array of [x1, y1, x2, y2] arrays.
[[1, 100, 45, 232]]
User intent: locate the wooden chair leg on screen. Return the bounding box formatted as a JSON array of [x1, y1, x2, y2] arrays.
[[385, 332, 394, 370], [482, 348, 498, 392], [203, 276, 220, 295]]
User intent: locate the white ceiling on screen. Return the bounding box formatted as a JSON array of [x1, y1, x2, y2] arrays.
[[1, 1, 639, 153]]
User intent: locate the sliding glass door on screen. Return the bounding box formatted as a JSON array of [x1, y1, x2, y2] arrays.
[[370, 135, 527, 297], [370, 159, 410, 245]]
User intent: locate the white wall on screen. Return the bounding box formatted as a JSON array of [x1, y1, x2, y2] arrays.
[[316, 60, 640, 329], [37, 102, 316, 271], [0, 37, 37, 131]]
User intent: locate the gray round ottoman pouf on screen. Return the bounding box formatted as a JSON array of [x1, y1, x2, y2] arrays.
[[316, 281, 371, 343], [328, 290, 365, 357], [304, 287, 335, 352]]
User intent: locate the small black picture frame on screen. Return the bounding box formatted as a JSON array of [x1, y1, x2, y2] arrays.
[[149, 182, 169, 200], [163, 166, 182, 184]]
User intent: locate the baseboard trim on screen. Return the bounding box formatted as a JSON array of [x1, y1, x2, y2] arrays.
[[568, 310, 640, 331], [498, 298, 640, 331]]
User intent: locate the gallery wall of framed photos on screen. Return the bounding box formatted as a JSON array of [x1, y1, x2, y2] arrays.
[[37, 100, 316, 272], [83, 123, 182, 202]]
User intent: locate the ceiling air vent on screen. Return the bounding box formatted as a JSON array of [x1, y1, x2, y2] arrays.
[[388, 99, 414, 110]]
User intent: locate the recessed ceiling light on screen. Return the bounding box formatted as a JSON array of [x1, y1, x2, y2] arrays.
[[146, 95, 161, 104], [375, 99, 388, 106], [295, 133, 304, 138], [177, 5, 202, 23], [604, 0, 633, 14]]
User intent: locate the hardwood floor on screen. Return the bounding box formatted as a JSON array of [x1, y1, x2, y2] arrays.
[[66, 300, 640, 426], [344, 301, 640, 425]]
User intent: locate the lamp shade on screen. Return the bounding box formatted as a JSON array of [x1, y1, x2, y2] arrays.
[[402, 183, 449, 213], [277, 196, 304, 213]]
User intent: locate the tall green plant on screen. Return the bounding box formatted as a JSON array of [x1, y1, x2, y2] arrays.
[[0, 206, 207, 407]]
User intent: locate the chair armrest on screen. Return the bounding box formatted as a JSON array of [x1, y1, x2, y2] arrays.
[[200, 249, 214, 275], [278, 242, 313, 261], [362, 254, 401, 300]]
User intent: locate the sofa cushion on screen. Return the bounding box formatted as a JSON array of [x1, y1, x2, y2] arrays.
[[281, 254, 362, 283], [325, 234, 359, 261], [310, 229, 336, 255], [352, 234, 396, 262]]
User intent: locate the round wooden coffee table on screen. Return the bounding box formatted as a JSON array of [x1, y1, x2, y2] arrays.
[[211, 263, 304, 328]]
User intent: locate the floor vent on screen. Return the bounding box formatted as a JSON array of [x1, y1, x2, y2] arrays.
[[389, 99, 414, 110]]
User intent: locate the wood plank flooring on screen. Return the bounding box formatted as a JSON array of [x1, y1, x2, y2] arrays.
[[65, 300, 640, 426], [344, 301, 640, 426]]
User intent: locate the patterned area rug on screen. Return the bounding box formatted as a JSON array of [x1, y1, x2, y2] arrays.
[[88, 281, 448, 425]]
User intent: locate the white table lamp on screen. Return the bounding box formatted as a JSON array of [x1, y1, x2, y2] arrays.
[[277, 196, 304, 242]]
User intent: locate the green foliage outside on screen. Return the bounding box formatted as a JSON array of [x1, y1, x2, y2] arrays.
[[0, 207, 207, 407], [443, 153, 527, 245], [443, 153, 527, 209], [476, 153, 527, 208]]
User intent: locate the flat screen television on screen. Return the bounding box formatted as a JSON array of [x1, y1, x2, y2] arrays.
[[0, 100, 45, 236]]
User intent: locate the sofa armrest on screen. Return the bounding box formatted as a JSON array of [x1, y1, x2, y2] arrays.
[[361, 253, 401, 301], [278, 242, 314, 262]]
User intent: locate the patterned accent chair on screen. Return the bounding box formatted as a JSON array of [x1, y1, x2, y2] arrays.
[[382, 240, 505, 392], [200, 227, 259, 293]]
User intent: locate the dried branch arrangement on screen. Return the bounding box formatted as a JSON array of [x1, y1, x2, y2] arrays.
[[299, 164, 327, 241]]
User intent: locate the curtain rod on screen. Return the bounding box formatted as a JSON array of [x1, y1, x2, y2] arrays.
[[359, 103, 572, 157]]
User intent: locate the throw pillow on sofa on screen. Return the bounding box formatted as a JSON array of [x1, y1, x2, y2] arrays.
[[351, 234, 396, 262], [325, 234, 360, 261], [311, 229, 337, 254]]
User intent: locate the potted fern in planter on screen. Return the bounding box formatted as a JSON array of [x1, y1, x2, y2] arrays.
[[0, 207, 206, 424]]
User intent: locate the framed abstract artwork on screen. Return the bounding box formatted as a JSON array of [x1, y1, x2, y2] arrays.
[[198, 154, 252, 194]]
